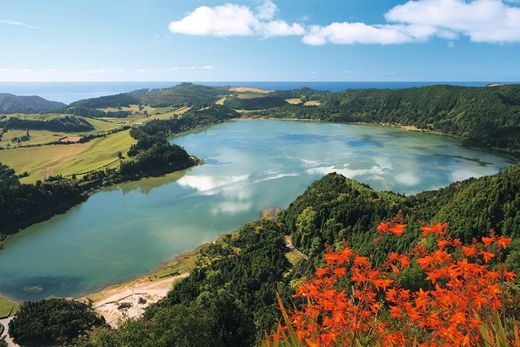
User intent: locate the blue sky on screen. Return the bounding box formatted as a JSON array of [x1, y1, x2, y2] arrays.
[[1, 0, 519, 82]]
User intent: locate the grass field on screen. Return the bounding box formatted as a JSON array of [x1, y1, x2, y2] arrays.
[[81, 117, 121, 133], [0, 113, 63, 120], [229, 87, 271, 94], [0, 130, 136, 183], [0, 114, 125, 148], [304, 100, 321, 106], [235, 92, 268, 99], [0, 107, 187, 182], [286, 98, 303, 105], [0, 129, 71, 148], [0, 296, 18, 318]]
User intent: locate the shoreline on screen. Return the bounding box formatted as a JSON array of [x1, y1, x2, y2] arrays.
[[0, 160, 201, 250], [77, 243, 210, 327], [235, 116, 519, 161]]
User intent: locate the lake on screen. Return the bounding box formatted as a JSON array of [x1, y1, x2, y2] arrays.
[[0, 120, 514, 300]]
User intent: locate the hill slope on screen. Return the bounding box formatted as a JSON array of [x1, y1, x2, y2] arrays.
[[285, 162, 520, 263], [0, 94, 66, 114]]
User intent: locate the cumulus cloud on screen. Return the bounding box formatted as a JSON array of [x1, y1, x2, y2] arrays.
[[303, 0, 520, 45], [303, 23, 414, 45], [256, 0, 277, 20], [168, 1, 304, 37], [386, 0, 520, 43], [168, 0, 520, 45]]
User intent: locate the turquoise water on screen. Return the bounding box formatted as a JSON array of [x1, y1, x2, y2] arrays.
[[0, 120, 514, 300]]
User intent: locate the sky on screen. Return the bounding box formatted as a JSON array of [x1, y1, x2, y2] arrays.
[[1, 0, 520, 82]]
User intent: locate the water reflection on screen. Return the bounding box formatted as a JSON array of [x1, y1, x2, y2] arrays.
[[0, 120, 513, 300]]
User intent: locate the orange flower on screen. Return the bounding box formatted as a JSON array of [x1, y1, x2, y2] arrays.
[[480, 250, 495, 263], [377, 222, 407, 236], [461, 245, 477, 257], [482, 236, 494, 247], [269, 221, 513, 347], [353, 256, 369, 267], [497, 236, 511, 249], [315, 267, 328, 278], [377, 222, 390, 233], [388, 223, 407, 236], [333, 267, 347, 278], [421, 223, 447, 237]]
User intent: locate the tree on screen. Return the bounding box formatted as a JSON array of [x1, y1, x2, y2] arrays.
[[9, 299, 105, 346]]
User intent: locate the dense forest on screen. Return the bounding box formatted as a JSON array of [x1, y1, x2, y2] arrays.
[[0, 163, 85, 236], [285, 163, 520, 265], [68, 83, 228, 113], [0, 115, 94, 132], [0, 93, 65, 114], [9, 299, 104, 346], [223, 95, 287, 110], [70, 93, 141, 109], [134, 83, 227, 107]]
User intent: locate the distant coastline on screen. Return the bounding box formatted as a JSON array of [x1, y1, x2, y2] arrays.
[[0, 81, 509, 104]]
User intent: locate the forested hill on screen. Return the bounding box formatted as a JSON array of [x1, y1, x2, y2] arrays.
[[285, 162, 520, 264], [69, 83, 227, 110], [264, 84, 520, 157], [0, 93, 65, 114], [326, 84, 520, 155]]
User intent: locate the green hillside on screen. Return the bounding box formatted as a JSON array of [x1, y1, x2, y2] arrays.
[[0, 93, 65, 114]]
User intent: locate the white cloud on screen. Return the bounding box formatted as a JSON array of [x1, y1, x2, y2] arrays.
[[168, 1, 303, 37], [256, 0, 277, 20], [386, 0, 520, 43], [0, 19, 37, 29], [303, 22, 415, 45], [168, 0, 520, 45], [258, 20, 304, 37], [304, 0, 520, 45]]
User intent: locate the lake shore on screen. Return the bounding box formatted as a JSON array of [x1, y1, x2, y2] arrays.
[[78, 243, 209, 327], [1, 119, 514, 303]]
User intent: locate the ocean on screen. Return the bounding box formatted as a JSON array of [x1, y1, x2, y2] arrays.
[[0, 81, 507, 104]]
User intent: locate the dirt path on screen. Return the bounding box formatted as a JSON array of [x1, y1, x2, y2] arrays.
[[0, 317, 19, 347], [284, 235, 309, 260]]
